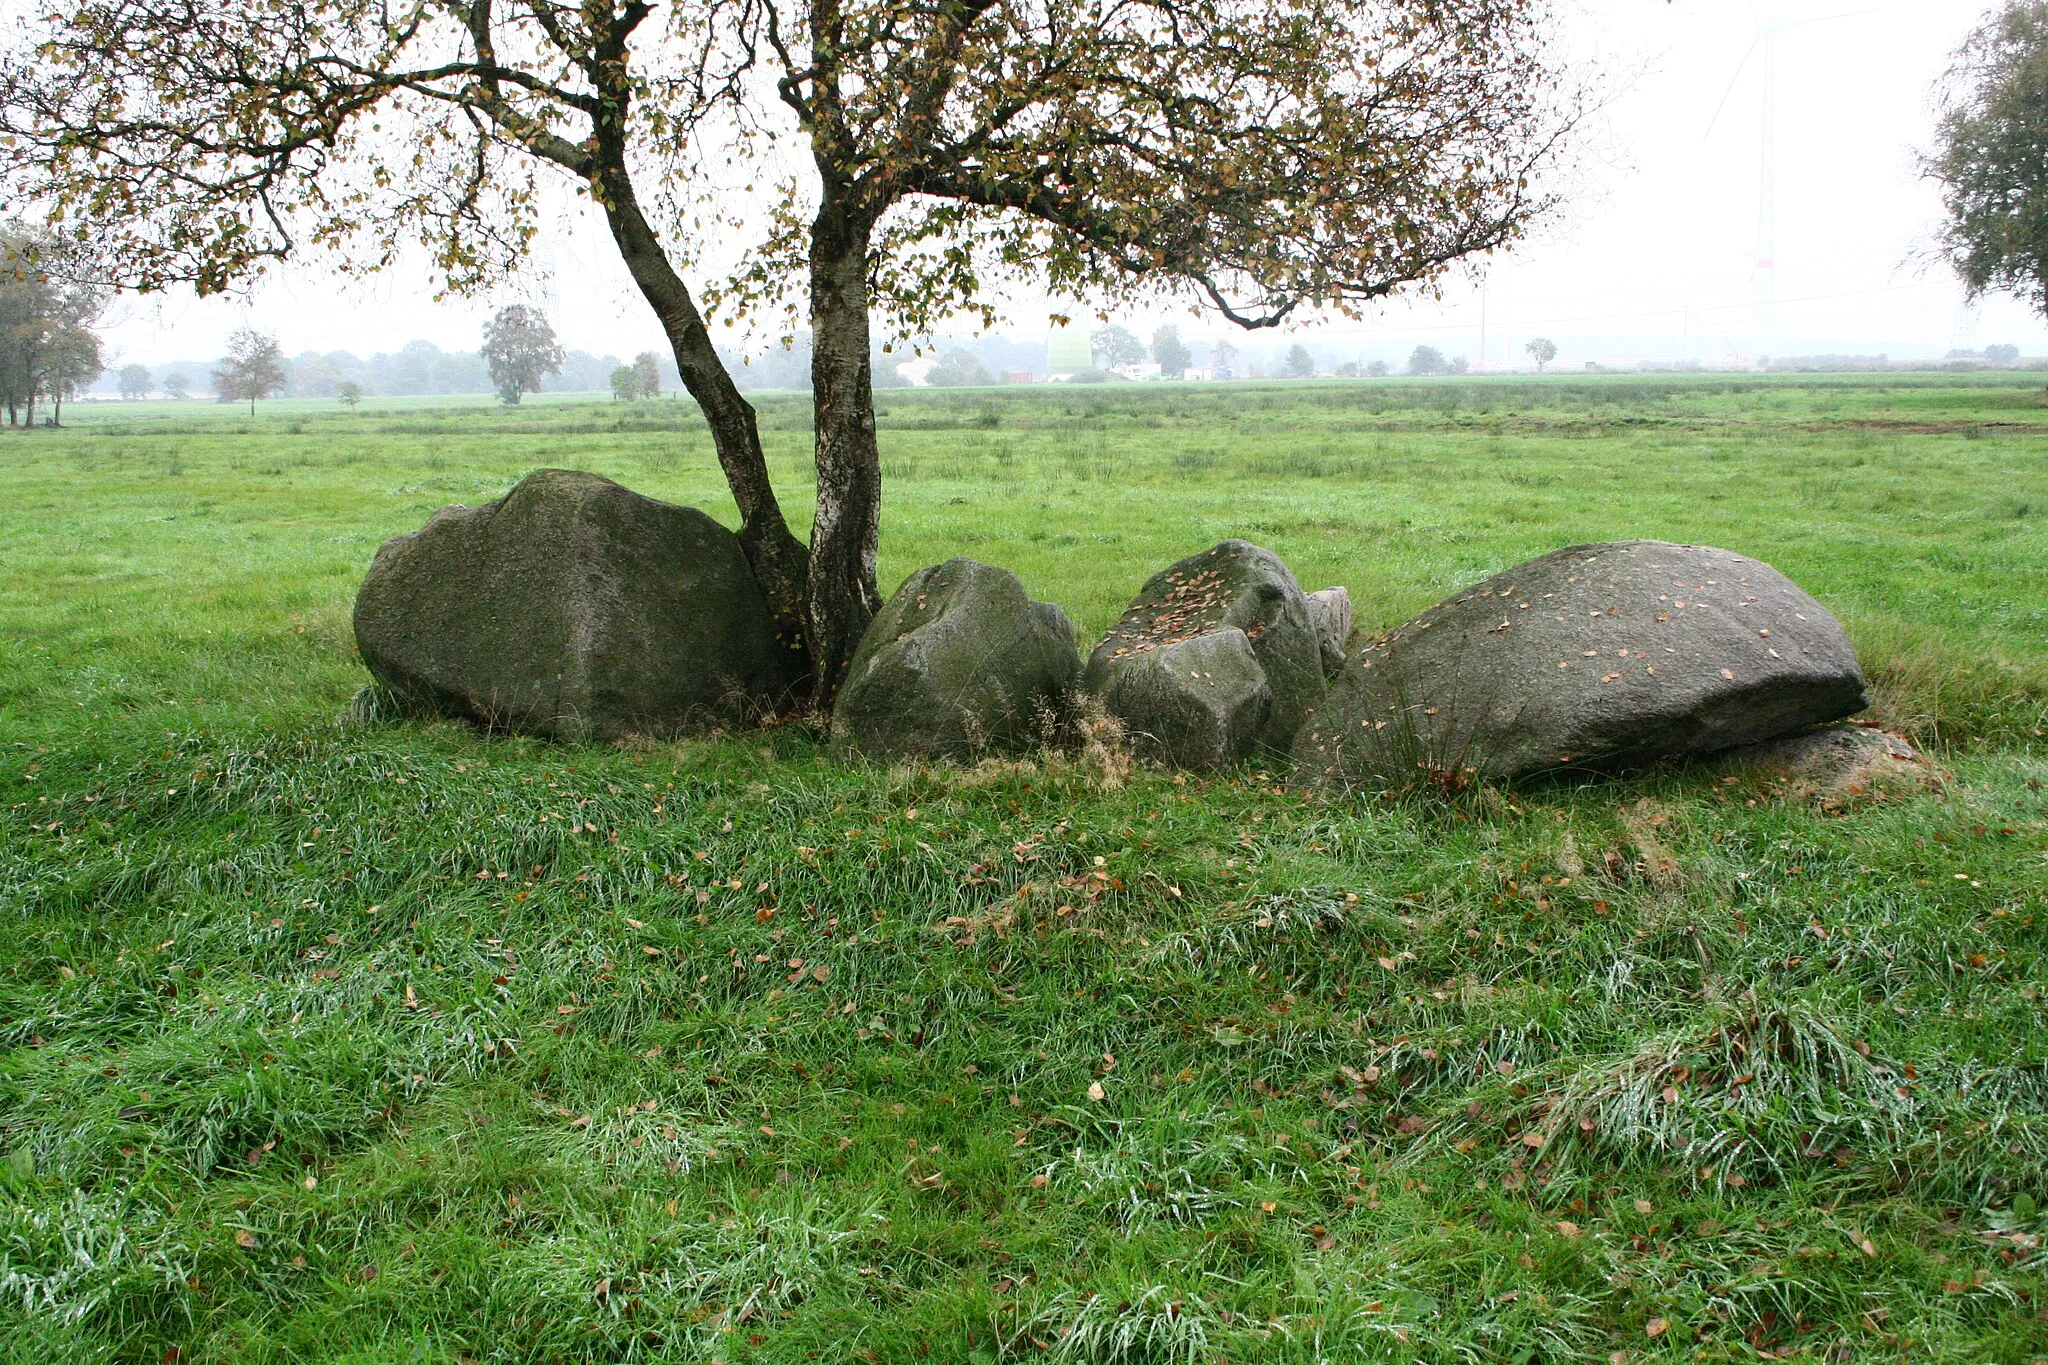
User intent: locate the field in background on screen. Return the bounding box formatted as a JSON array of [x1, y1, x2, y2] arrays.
[[2, 376, 2046, 1362]]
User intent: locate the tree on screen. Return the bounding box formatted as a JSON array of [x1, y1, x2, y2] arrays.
[[118, 362, 151, 399], [1526, 337, 1559, 372], [1212, 339, 1242, 377], [631, 351, 662, 400], [1367, 360, 1391, 377], [2, 0, 1582, 706], [610, 365, 639, 403], [1152, 326, 1191, 379], [481, 306, 563, 406], [162, 371, 190, 401], [213, 327, 285, 415], [1282, 344, 1317, 378], [1092, 325, 1147, 370], [1987, 342, 2022, 365], [1928, 3, 2048, 316], [1408, 345, 1450, 376], [42, 322, 100, 422], [336, 380, 365, 407], [0, 228, 105, 426], [927, 348, 995, 387]]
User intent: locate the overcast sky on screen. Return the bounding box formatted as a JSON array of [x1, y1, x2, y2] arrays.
[[91, 0, 2040, 368]]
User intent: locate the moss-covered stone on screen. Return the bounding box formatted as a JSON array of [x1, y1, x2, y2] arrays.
[[352, 469, 802, 739], [1084, 540, 1323, 767], [830, 558, 1079, 761]]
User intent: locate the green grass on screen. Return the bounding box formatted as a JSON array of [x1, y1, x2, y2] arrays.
[[3, 375, 2047, 1362]]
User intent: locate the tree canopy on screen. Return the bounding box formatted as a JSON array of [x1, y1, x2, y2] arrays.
[[1, 0, 1584, 704], [213, 328, 287, 415], [1929, 1, 2048, 316], [481, 305, 564, 405]]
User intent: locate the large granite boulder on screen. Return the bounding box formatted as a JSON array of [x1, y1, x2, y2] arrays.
[[830, 558, 1081, 760], [353, 469, 803, 739], [1084, 541, 1324, 767], [1293, 541, 1867, 787]]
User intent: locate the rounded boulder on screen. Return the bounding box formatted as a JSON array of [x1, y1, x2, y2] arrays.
[[1293, 540, 1867, 787], [830, 558, 1080, 761], [353, 469, 803, 739], [1084, 540, 1324, 768]]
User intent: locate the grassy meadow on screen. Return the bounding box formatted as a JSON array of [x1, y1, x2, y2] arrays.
[[2, 374, 2046, 1362]]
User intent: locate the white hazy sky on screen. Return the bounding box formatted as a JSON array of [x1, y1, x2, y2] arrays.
[[93, 0, 2041, 367]]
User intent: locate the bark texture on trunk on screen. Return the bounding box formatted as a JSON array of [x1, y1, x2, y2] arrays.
[[595, 167, 812, 654], [805, 198, 886, 706]]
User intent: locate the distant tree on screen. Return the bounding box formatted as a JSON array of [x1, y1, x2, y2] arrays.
[[1334, 361, 1360, 378], [1367, 359, 1391, 377], [36, 321, 100, 423], [1449, 355, 1470, 375], [927, 347, 994, 387], [1092, 325, 1146, 370], [1212, 338, 1241, 377], [631, 351, 662, 399], [1987, 342, 2022, 364], [1408, 344, 1450, 376], [480, 305, 563, 406], [1282, 344, 1317, 378], [162, 371, 189, 400], [212, 327, 285, 415], [0, 228, 105, 426], [1928, 3, 2048, 317], [610, 364, 639, 402], [117, 361, 151, 399], [336, 379, 364, 406], [1151, 325, 1191, 378], [1526, 336, 1559, 372]]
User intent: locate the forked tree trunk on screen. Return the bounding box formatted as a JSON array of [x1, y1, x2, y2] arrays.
[[595, 168, 813, 661], [804, 198, 885, 706]]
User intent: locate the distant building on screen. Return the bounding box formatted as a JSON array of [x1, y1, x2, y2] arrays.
[[1006, 371, 1036, 385], [1112, 362, 1161, 381]]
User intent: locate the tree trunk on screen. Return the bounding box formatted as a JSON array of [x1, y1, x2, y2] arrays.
[[594, 170, 811, 660], [805, 198, 885, 706]]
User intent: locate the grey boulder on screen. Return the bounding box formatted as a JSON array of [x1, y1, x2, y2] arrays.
[[1293, 540, 1867, 787], [830, 558, 1080, 760], [353, 469, 803, 739], [1090, 629, 1273, 770], [1084, 540, 1324, 767]]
